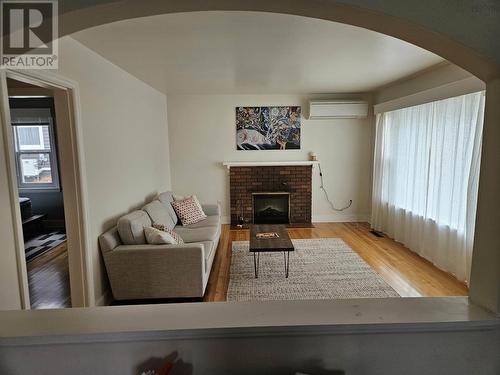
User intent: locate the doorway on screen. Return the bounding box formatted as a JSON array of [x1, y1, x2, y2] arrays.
[[0, 71, 91, 309], [7, 84, 70, 309]]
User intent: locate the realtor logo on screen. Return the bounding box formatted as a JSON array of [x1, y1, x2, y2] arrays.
[[1, 0, 58, 69]]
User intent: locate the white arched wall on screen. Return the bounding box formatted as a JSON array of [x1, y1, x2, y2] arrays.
[[0, 1, 498, 313], [58, 0, 500, 81], [470, 78, 500, 312]]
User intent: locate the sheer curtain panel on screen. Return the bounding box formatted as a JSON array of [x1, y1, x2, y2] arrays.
[[372, 91, 485, 283]]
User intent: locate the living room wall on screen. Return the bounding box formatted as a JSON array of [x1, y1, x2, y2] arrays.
[[167, 94, 373, 223], [56, 37, 172, 305], [0, 37, 173, 309]]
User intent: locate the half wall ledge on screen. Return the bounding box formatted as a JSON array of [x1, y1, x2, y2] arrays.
[[0, 297, 497, 345]]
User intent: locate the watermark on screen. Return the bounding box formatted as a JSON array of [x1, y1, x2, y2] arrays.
[[1, 0, 58, 69]]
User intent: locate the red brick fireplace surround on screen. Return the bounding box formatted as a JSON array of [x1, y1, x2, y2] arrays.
[[229, 165, 312, 226]]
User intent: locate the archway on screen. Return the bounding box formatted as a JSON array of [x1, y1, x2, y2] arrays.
[[58, 0, 500, 81], [0, 1, 496, 313], [55, 0, 499, 313]]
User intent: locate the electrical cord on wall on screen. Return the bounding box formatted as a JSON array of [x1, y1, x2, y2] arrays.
[[318, 163, 353, 211]]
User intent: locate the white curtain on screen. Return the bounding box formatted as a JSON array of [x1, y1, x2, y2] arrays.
[[372, 91, 485, 284]]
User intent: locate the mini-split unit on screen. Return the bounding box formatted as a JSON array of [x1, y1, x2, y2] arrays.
[[308, 99, 369, 119]]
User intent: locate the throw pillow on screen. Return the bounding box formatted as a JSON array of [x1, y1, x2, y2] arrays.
[[144, 226, 178, 245], [152, 223, 184, 244], [171, 196, 207, 226], [173, 194, 206, 217]]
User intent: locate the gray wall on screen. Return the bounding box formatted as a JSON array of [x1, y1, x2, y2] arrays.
[[21, 191, 65, 229], [0, 326, 499, 374]]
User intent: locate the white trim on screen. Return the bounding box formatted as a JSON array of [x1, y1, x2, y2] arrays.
[[374, 76, 486, 114], [67, 76, 94, 306], [312, 213, 371, 223], [222, 216, 370, 225], [95, 290, 112, 307], [223, 160, 319, 169], [0, 70, 30, 308], [0, 69, 94, 308]]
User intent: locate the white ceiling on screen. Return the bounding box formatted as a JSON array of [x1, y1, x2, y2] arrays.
[[72, 11, 444, 95]]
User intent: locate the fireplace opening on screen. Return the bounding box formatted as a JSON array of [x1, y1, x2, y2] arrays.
[[253, 192, 290, 224]]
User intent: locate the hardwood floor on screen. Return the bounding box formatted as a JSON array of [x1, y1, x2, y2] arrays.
[[204, 223, 468, 302], [27, 241, 71, 309], [25, 223, 468, 307]]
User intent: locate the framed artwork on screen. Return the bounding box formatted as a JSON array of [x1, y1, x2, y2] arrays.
[[236, 106, 301, 150]]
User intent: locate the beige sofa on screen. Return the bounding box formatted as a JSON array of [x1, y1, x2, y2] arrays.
[[98, 191, 221, 300]]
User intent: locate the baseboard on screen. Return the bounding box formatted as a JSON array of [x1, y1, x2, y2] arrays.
[[312, 213, 371, 223], [222, 214, 371, 225]]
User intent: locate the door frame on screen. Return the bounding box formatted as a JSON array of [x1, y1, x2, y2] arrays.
[[0, 69, 93, 308]]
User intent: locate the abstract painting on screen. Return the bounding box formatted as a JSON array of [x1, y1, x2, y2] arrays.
[[236, 106, 301, 150]]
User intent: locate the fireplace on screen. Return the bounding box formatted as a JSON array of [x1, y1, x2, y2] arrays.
[[253, 192, 290, 224], [229, 165, 312, 226]]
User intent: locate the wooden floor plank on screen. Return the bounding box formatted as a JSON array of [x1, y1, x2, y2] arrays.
[[203, 223, 468, 302], [26, 241, 71, 309]]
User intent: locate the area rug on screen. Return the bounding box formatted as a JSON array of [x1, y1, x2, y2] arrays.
[[24, 231, 67, 261], [227, 238, 399, 301]]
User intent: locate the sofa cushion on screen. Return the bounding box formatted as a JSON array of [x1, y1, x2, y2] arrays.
[[117, 210, 152, 245], [157, 191, 179, 225], [183, 215, 220, 229], [143, 200, 176, 230], [174, 225, 220, 243]]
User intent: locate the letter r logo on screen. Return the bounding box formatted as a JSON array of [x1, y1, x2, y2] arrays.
[[1, 1, 55, 55]]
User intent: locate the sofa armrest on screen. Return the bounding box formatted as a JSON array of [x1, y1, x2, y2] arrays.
[[108, 243, 204, 271], [202, 203, 221, 217], [103, 243, 206, 299]]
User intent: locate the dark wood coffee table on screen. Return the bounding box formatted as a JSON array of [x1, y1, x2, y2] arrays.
[[249, 224, 294, 278]]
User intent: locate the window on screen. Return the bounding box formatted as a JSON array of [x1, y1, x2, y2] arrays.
[[372, 91, 485, 283], [11, 107, 60, 191], [16, 126, 45, 150]]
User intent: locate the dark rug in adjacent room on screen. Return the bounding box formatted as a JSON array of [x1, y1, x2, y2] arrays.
[[24, 231, 67, 261]]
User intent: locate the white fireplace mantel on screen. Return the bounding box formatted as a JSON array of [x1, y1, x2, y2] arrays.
[[222, 160, 319, 169]]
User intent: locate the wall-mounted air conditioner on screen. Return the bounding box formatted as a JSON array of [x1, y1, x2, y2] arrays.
[[308, 100, 369, 119]]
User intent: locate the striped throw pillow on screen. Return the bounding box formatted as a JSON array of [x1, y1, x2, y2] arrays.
[[152, 223, 184, 244]]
